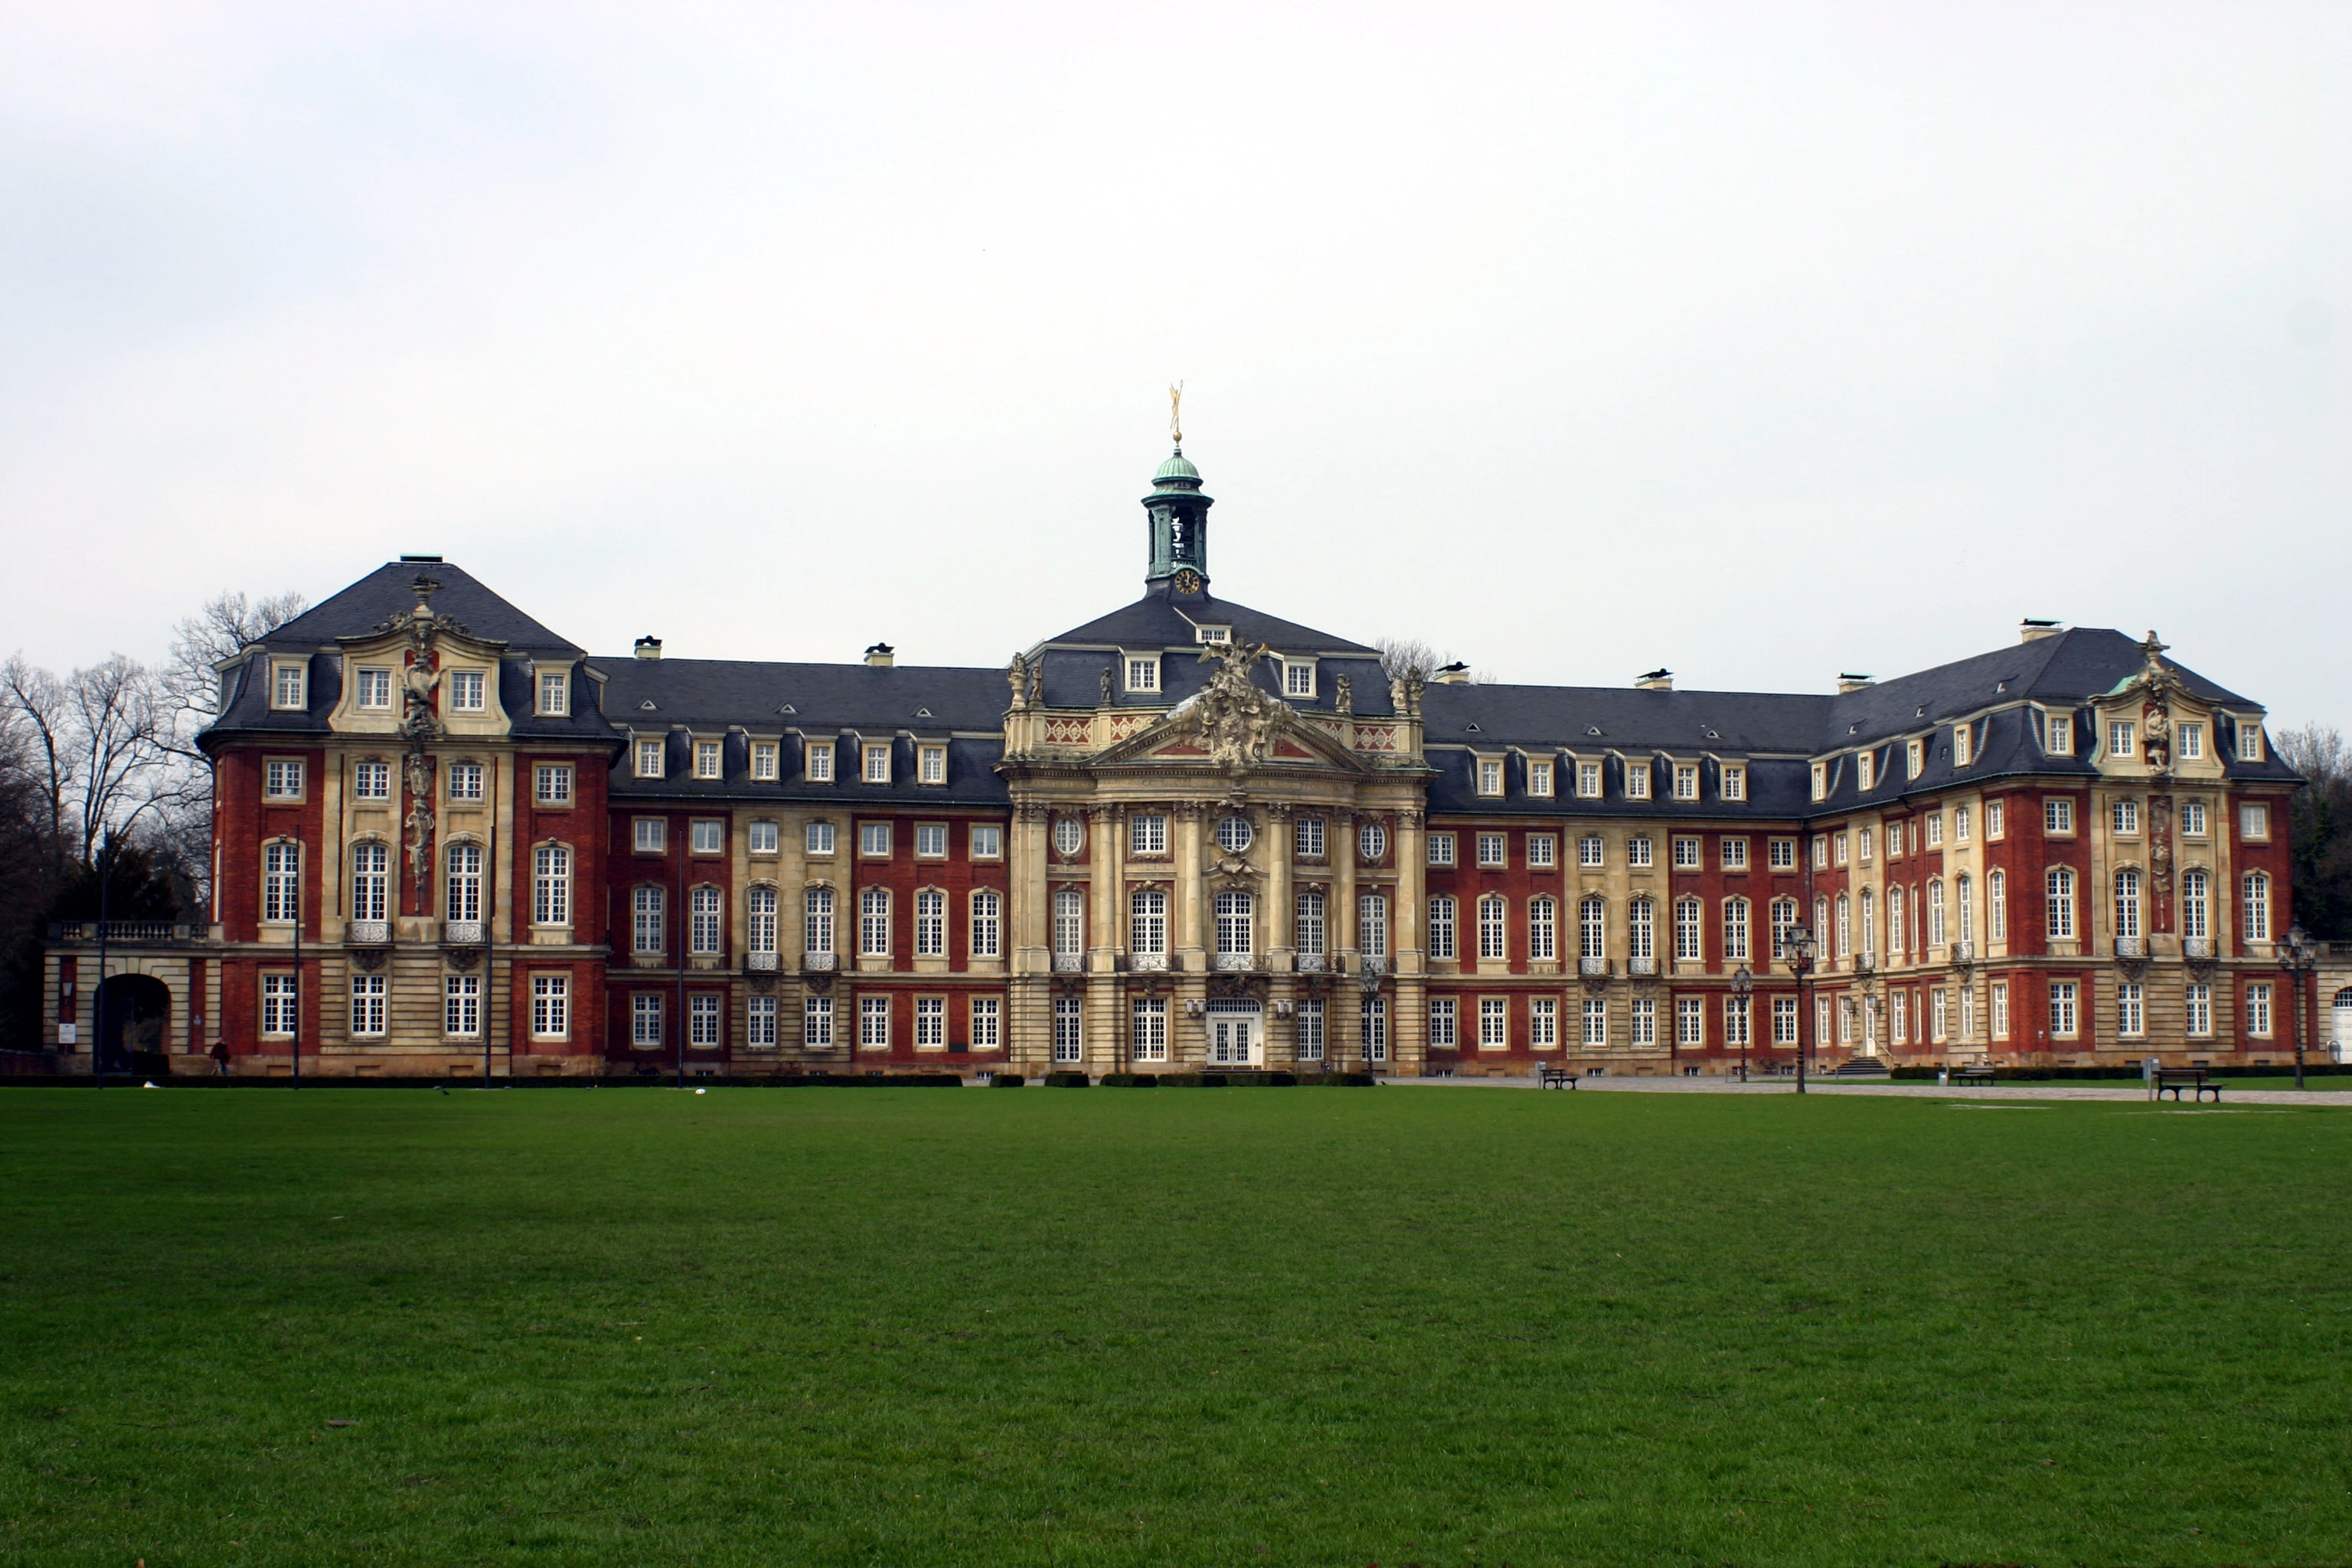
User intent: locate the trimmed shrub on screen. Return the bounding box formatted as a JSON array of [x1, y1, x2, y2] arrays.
[[1297, 1071, 1377, 1086], [1221, 1072, 1297, 1087], [988, 1073, 1025, 1087], [1099, 1073, 1159, 1087], [1155, 1073, 1217, 1087], [1043, 1071, 1093, 1087]]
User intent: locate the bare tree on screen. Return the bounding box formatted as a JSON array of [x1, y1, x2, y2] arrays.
[[2275, 722, 2352, 938], [64, 655, 165, 867], [149, 590, 306, 886], [1374, 635, 1497, 685], [0, 655, 76, 877]]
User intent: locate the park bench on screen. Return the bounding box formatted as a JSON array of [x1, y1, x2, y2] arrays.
[[1537, 1064, 1578, 1089], [1954, 1066, 1998, 1087], [2153, 1067, 2223, 1103]]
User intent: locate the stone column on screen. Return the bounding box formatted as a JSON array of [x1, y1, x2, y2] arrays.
[[1265, 802, 1295, 964], [1175, 802, 1206, 970], [1088, 804, 1122, 1069], [1394, 805, 1426, 1075]]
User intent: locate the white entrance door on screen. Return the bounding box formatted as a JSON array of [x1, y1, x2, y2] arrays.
[[1207, 1007, 1263, 1067], [2331, 988, 2352, 1063]]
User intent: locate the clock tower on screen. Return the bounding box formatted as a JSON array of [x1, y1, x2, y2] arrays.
[[1142, 446, 1213, 599]]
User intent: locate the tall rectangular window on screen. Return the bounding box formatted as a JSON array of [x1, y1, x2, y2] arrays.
[[804, 994, 835, 1047], [1427, 896, 1456, 960], [1294, 816, 1325, 859], [1478, 997, 1508, 1050], [861, 994, 891, 1050], [1527, 897, 1556, 962], [694, 740, 722, 779], [690, 886, 722, 955], [915, 889, 946, 956], [1125, 657, 1160, 692], [747, 994, 778, 1046], [1673, 763, 1699, 800], [2117, 982, 2144, 1038], [1722, 995, 1750, 1047], [968, 889, 1002, 957], [1527, 760, 1554, 797], [1721, 837, 1748, 871], [914, 995, 945, 1049], [263, 842, 299, 923], [863, 743, 891, 783], [1359, 996, 1388, 1061], [804, 888, 835, 956], [632, 993, 664, 1047], [1131, 997, 1168, 1060], [1578, 760, 1602, 798], [689, 993, 720, 1047], [1583, 996, 1608, 1046], [446, 843, 482, 923], [805, 741, 835, 781], [2179, 723, 2204, 760], [448, 670, 485, 712], [970, 995, 1001, 1050], [1677, 995, 1704, 1046], [1132, 813, 1169, 855], [531, 974, 569, 1039], [1295, 998, 1325, 1060], [2246, 982, 2273, 1037], [1477, 896, 1507, 960], [1478, 758, 1504, 795], [1429, 997, 1458, 1047], [2185, 982, 2211, 1037], [919, 745, 946, 784], [751, 741, 779, 779], [348, 975, 386, 1037], [1772, 995, 1798, 1044], [533, 844, 570, 926], [2048, 982, 2078, 1038], [445, 974, 479, 1037], [273, 662, 306, 710], [1530, 996, 1557, 1048], [537, 671, 568, 715], [632, 886, 665, 953], [1721, 764, 1746, 801], [1629, 995, 1655, 1045], [1992, 981, 2010, 1040], [861, 887, 892, 956], [1052, 996, 1083, 1062]]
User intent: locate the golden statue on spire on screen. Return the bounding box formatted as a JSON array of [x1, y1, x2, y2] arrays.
[[1168, 381, 1183, 446]]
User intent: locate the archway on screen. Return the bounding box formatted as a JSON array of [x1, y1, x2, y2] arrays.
[[95, 973, 172, 1075]]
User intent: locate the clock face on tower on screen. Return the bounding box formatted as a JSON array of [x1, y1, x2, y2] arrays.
[[1173, 569, 1203, 596]]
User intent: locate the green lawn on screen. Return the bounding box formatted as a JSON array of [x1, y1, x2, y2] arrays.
[[2, 1086, 2346, 1567]]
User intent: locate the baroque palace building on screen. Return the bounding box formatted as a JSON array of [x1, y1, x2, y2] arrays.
[[45, 445, 2310, 1079]]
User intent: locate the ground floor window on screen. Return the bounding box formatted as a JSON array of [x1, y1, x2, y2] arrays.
[[1478, 996, 1508, 1050], [915, 995, 945, 1049], [805, 994, 835, 1047], [747, 994, 777, 1047], [2185, 982, 2211, 1037], [2049, 982, 2079, 1039], [1772, 995, 1798, 1044], [632, 993, 664, 1048], [970, 995, 1001, 1050], [350, 974, 387, 1037], [2117, 982, 2144, 1039], [446, 974, 479, 1037], [1677, 995, 1704, 1047], [1530, 996, 1557, 1049], [261, 973, 298, 1037], [1132, 997, 1167, 1061], [689, 993, 720, 1047], [531, 974, 568, 1039], [1721, 995, 1749, 1047], [1583, 996, 1608, 1046], [1295, 998, 1324, 1060], [2246, 982, 2272, 1038], [1429, 997, 1457, 1047], [1360, 996, 1388, 1062], [1053, 996, 1083, 1062], [1991, 982, 2011, 1040], [860, 995, 890, 1050], [1631, 995, 1655, 1046]]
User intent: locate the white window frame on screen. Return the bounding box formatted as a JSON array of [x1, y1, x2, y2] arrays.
[[1527, 759, 1555, 798], [534, 763, 573, 807], [805, 740, 835, 782], [447, 669, 487, 714], [694, 740, 723, 779], [860, 822, 893, 858], [971, 995, 1002, 1050], [2236, 721, 2263, 763], [1427, 832, 1457, 867], [445, 972, 480, 1038], [530, 974, 569, 1040], [264, 758, 305, 801], [354, 667, 393, 710], [1577, 760, 1603, 799], [1527, 833, 1557, 869], [1476, 757, 1504, 797], [1125, 655, 1161, 694], [1283, 659, 1315, 699], [635, 738, 666, 779], [862, 743, 891, 784], [917, 745, 946, 786], [806, 821, 838, 856], [748, 820, 779, 855], [1476, 832, 1508, 868], [446, 762, 485, 802], [633, 817, 667, 854], [914, 822, 949, 859], [271, 661, 307, 711], [537, 670, 569, 716], [1478, 996, 1509, 1051], [751, 741, 779, 780], [352, 759, 391, 802], [971, 888, 1003, 958], [970, 823, 1003, 860]]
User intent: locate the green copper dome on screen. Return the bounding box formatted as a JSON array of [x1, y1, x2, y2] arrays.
[[1153, 448, 1200, 484]]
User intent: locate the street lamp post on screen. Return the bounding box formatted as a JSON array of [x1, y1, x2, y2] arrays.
[[2282, 923, 2318, 1093], [1732, 965, 1753, 1082], [1785, 923, 1816, 1095]]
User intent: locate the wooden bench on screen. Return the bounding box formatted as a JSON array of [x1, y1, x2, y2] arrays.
[[1954, 1066, 1998, 1088], [2153, 1067, 2223, 1103], [1537, 1064, 1578, 1089]]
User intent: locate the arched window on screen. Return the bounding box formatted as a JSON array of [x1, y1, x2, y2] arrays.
[[1427, 894, 1457, 960], [861, 887, 892, 956], [1927, 880, 1945, 947], [1769, 897, 1798, 959], [1478, 894, 1508, 960], [2180, 869, 2208, 940], [1955, 875, 1972, 946], [1214, 890, 1253, 956], [1721, 897, 1749, 962], [446, 842, 482, 923], [1358, 893, 1389, 959], [2046, 867, 2076, 940], [747, 886, 778, 956], [351, 842, 388, 923], [1132, 887, 1169, 956], [2112, 868, 2141, 941], [532, 844, 570, 927], [1886, 886, 1906, 956], [1292, 887, 1325, 957], [690, 885, 722, 956], [914, 888, 946, 956], [2243, 871, 2271, 942], [263, 841, 299, 924], [804, 887, 835, 955], [970, 889, 1001, 958], [1674, 896, 1704, 961], [1583, 896, 1609, 960], [1528, 895, 1557, 962], [633, 885, 665, 953], [1988, 871, 2007, 941], [1053, 888, 1085, 958], [1858, 887, 1876, 958], [1835, 893, 1851, 958], [1625, 897, 1651, 961], [1813, 896, 1830, 952]]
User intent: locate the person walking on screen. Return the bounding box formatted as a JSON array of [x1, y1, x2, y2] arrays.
[[210, 1039, 229, 1079]]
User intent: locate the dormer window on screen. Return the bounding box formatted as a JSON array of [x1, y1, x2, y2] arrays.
[[1527, 760, 1555, 798], [1576, 760, 1602, 799], [1196, 626, 1230, 645], [805, 740, 835, 782], [537, 671, 569, 717], [354, 668, 393, 709], [635, 738, 665, 779], [1856, 751, 1877, 792], [1476, 757, 1504, 796], [1283, 660, 1315, 698], [2107, 720, 2136, 760], [2236, 721, 2263, 763], [1672, 763, 1699, 800], [448, 670, 486, 712], [1720, 764, 1746, 802], [271, 661, 307, 710], [1810, 762, 1828, 802], [919, 744, 947, 784], [1625, 760, 1651, 800], [1906, 739, 1925, 779], [862, 743, 891, 784], [2044, 713, 2074, 756], [1952, 724, 1974, 767], [694, 740, 722, 779], [1125, 655, 1161, 693]]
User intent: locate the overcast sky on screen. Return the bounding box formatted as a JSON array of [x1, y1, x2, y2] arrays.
[[5, 3, 2347, 726]]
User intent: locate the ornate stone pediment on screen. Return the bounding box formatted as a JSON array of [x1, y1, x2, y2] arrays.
[[1094, 645, 1369, 777]]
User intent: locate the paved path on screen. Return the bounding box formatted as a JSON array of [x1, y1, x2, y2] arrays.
[[1376, 1074, 2352, 1106]]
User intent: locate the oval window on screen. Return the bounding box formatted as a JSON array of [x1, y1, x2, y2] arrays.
[[1215, 816, 1253, 854], [1052, 817, 1084, 857], [1359, 822, 1389, 861]]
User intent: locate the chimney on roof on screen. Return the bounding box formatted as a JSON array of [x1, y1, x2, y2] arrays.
[[2019, 618, 2063, 643], [1837, 673, 1875, 694], [1634, 668, 1673, 691], [1434, 662, 1471, 686], [864, 642, 896, 668], [634, 636, 662, 660]]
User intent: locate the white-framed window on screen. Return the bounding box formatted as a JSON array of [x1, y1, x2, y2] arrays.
[[1857, 826, 1874, 863], [530, 973, 568, 1039], [2112, 869, 2141, 944], [531, 843, 570, 926], [2046, 867, 2076, 940], [1291, 887, 1324, 958], [1054, 887, 1086, 958], [1810, 761, 1828, 802], [532, 763, 572, 806], [1214, 889, 1253, 956], [1955, 876, 1973, 946], [1721, 763, 1746, 801], [861, 994, 892, 1050], [1477, 757, 1504, 796], [1672, 763, 1699, 800], [746, 885, 779, 956], [634, 818, 667, 854], [1627, 835, 1652, 867], [1476, 894, 1508, 960], [1130, 813, 1168, 856], [2180, 869, 2207, 941], [1988, 870, 2007, 942], [915, 823, 949, 858], [692, 740, 722, 779], [863, 743, 891, 784], [1924, 813, 1943, 848], [1722, 995, 1750, 1047], [1991, 981, 2010, 1040], [2107, 720, 2135, 760], [2185, 982, 2211, 1037], [688, 992, 720, 1047], [860, 887, 892, 956], [690, 819, 724, 854], [1526, 834, 1557, 869], [1591, 897, 1618, 961], [1476, 833, 1507, 868], [689, 885, 722, 955], [860, 822, 892, 858], [348, 841, 388, 923], [1954, 805, 1971, 842], [1052, 816, 1084, 857], [1216, 815, 1254, 854], [914, 995, 945, 1049], [1905, 738, 1924, 780], [1768, 838, 1795, 871], [2044, 712, 2074, 756], [971, 995, 1001, 1050], [2236, 722, 2263, 763], [805, 740, 835, 782], [1132, 997, 1168, 1060], [446, 842, 482, 923], [748, 820, 779, 855], [1429, 996, 1459, 1047], [1857, 752, 1877, 792], [1577, 760, 1602, 798], [348, 973, 386, 1037], [1428, 895, 1457, 960], [1675, 995, 1704, 1045], [1130, 887, 1171, 956], [915, 889, 946, 956], [971, 823, 1003, 859], [1813, 835, 1830, 870], [1625, 761, 1651, 800], [2049, 981, 2078, 1038], [272, 661, 307, 710], [1673, 836, 1700, 870], [2117, 982, 2144, 1038], [446, 762, 485, 802], [1772, 995, 1798, 1044], [1924, 880, 1945, 946], [1584, 996, 1609, 1045], [1530, 995, 1557, 1049], [1295, 816, 1325, 859], [1295, 997, 1324, 1060], [1720, 837, 1748, 871], [1988, 800, 2006, 838], [747, 994, 778, 1047], [750, 741, 779, 780], [1052, 996, 1082, 1061], [1722, 897, 1749, 962], [1528, 896, 1557, 961], [804, 887, 835, 955], [1284, 661, 1315, 698], [918, 745, 946, 785], [441, 972, 479, 1038], [1478, 996, 1509, 1050], [2044, 798, 2074, 835], [632, 993, 665, 1047], [1359, 996, 1388, 1061], [1195, 625, 1230, 645], [351, 759, 390, 801], [1769, 897, 1798, 959], [1578, 834, 1603, 868], [1359, 822, 1388, 861], [265, 758, 304, 800], [448, 670, 486, 713], [260, 972, 298, 1035], [1834, 893, 1851, 958], [2179, 722, 2205, 760], [2180, 800, 2208, 837], [635, 738, 665, 779], [1528, 760, 1555, 798], [2242, 871, 2271, 941], [1673, 897, 1703, 962], [1886, 886, 1905, 956], [1125, 656, 1161, 693], [1932, 988, 1949, 1043], [354, 665, 393, 710], [2111, 799, 2140, 835], [2239, 803, 2269, 841], [971, 889, 1002, 958], [1953, 724, 1975, 768], [537, 670, 569, 716], [807, 821, 837, 856], [804, 994, 835, 1047], [632, 884, 666, 953]]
